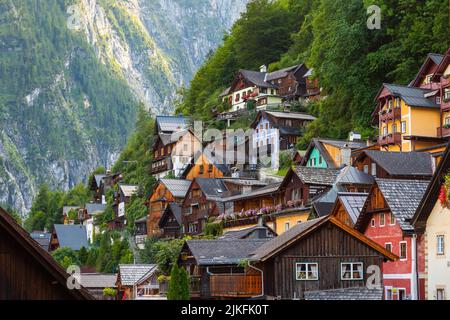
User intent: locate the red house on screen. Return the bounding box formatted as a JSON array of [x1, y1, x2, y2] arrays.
[[355, 178, 429, 300]]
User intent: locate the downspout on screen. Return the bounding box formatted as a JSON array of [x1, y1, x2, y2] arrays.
[[248, 260, 264, 299], [411, 234, 418, 300]]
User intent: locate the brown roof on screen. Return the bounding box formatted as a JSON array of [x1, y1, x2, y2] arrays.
[[0, 207, 94, 300], [251, 216, 397, 262]]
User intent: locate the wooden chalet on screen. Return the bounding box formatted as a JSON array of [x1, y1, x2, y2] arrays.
[[158, 203, 183, 238], [180, 151, 231, 180], [90, 174, 106, 203], [329, 192, 369, 227], [250, 216, 397, 300], [146, 178, 191, 238], [355, 178, 430, 300], [412, 142, 450, 300], [116, 264, 159, 300], [181, 178, 229, 235], [29, 231, 52, 252], [0, 207, 93, 300], [431, 48, 450, 140], [301, 137, 368, 168], [353, 150, 434, 180], [303, 68, 322, 102], [178, 239, 268, 299], [134, 215, 148, 248], [280, 166, 341, 205]]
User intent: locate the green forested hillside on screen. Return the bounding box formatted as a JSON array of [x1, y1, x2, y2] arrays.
[[176, 0, 450, 142]]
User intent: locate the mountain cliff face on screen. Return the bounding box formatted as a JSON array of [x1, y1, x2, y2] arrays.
[[0, 0, 247, 217]]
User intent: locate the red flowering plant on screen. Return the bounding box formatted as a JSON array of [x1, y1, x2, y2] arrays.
[[439, 172, 450, 208]]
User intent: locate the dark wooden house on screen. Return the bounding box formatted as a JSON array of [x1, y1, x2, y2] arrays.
[[0, 207, 93, 300], [353, 150, 434, 180], [159, 203, 183, 238], [178, 239, 268, 299], [250, 215, 397, 299], [181, 178, 229, 235]]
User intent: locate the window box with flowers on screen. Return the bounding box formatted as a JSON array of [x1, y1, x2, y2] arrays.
[[439, 172, 450, 208]]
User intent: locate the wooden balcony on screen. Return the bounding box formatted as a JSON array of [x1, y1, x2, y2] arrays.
[[437, 126, 450, 138], [378, 132, 402, 146], [379, 108, 401, 122], [209, 274, 262, 298]]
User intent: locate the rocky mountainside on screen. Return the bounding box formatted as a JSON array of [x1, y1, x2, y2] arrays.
[[0, 0, 247, 217]]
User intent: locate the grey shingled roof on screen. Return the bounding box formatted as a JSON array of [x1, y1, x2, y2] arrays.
[[338, 192, 369, 224], [319, 138, 367, 149], [304, 287, 383, 300], [119, 185, 138, 198], [160, 179, 192, 198], [265, 111, 316, 121], [30, 231, 51, 251], [251, 217, 328, 261], [118, 264, 157, 286], [363, 150, 433, 177], [80, 273, 117, 288], [195, 178, 229, 199], [156, 116, 188, 133], [160, 202, 182, 225], [265, 65, 303, 81], [336, 166, 375, 186], [185, 239, 268, 265], [220, 182, 281, 202], [54, 224, 89, 250], [428, 53, 444, 65], [219, 226, 276, 240], [240, 69, 277, 88], [294, 166, 341, 185], [94, 174, 106, 187], [85, 203, 106, 216], [375, 179, 429, 231], [383, 83, 439, 108], [159, 133, 174, 146]]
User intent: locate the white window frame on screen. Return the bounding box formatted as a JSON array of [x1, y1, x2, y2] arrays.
[[371, 219, 376, 227], [285, 222, 290, 232], [401, 121, 406, 133], [295, 262, 319, 281], [363, 165, 369, 174], [371, 163, 377, 177], [385, 286, 393, 300], [399, 241, 408, 261], [437, 235, 445, 255], [341, 262, 364, 281], [385, 242, 392, 252], [389, 212, 396, 225], [380, 213, 385, 227]]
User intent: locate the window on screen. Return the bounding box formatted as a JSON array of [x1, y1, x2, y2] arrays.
[[380, 213, 385, 226], [385, 243, 392, 252], [437, 235, 445, 255], [396, 97, 401, 108], [199, 165, 204, 174], [295, 263, 318, 281], [445, 117, 450, 126], [389, 212, 395, 225], [208, 164, 213, 173], [437, 96, 441, 105], [401, 121, 406, 133], [388, 100, 393, 109], [341, 262, 363, 280], [386, 288, 393, 300], [437, 288, 446, 300], [285, 222, 290, 232], [297, 220, 302, 224], [235, 93, 240, 102], [319, 156, 323, 165], [392, 124, 397, 133], [383, 126, 388, 136], [371, 219, 375, 227], [155, 150, 159, 158], [425, 74, 433, 84], [398, 288, 406, 300], [445, 88, 450, 101], [363, 165, 369, 174], [371, 163, 377, 176], [400, 241, 407, 260]]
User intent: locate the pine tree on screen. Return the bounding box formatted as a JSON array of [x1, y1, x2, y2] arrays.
[[167, 264, 181, 300]]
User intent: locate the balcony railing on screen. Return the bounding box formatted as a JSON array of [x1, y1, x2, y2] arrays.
[[378, 132, 402, 146], [210, 274, 262, 298], [379, 108, 401, 122], [437, 126, 450, 138]]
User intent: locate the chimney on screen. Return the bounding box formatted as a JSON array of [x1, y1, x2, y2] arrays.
[[257, 213, 264, 227], [260, 64, 267, 73]]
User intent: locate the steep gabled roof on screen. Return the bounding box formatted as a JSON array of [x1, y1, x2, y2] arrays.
[[94, 174, 106, 187], [0, 208, 93, 300], [239, 69, 277, 88], [220, 182, 281, 202], [412, 143, 450, 232], [156, 116, 188, 133], [159, 202, 182, 228], [251, 216, 397, 262], [30, 231, 51, 252], [117, 264, 157, 286], [359, 150, 433, 177], [219, 225, 277, 240], [183, 239, 268, 265], [159, 179, 192, 198], [265, 64, 304, 81], [356, 179, 430, 232], [334, 192, 369, 225], [195, 178, 229, 199], [53, 224, 89, 250], [336, 165, 375, 186], [409, 53, 444, 87], [379, 83, 439, 108], [250, 110, 316, 130], [294, 166, 341, 185]]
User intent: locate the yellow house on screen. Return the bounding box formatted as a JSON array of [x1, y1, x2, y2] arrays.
[[373, 83, 443, 152], [413, 143, 450, 300], [272, 207, 311, 235]]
